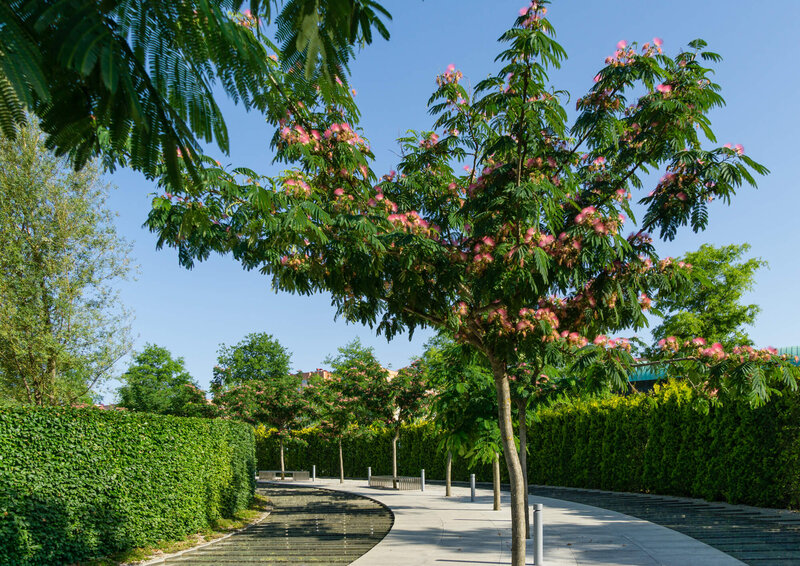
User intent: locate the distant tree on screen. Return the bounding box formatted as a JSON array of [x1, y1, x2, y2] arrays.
[[211, 332, 292, 395], [215, 372, 306, 478], [117, 344, 212, 417], [311, 339, 393, 482], [650, 243, 766, 351], [385, 361, 429, 487], [0, 121, 133, 406]]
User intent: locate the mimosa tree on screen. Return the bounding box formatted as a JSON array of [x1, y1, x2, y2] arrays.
[[146, 2, 795, 561]]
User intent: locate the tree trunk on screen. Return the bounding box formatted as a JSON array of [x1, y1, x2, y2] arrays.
[[493, 451, 501, 511], [516, 398, 530, 539], [392, 429, 399, 489], [338, 437, 344, 483], [490, 357, 527, 566], [445, 450, 452, 497], [280, 437, 285, 480]]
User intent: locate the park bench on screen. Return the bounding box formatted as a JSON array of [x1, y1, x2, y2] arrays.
[[258, 470, 311, 481], [369, 475, 422, 490]]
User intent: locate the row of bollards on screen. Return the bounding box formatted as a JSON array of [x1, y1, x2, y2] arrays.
[[312, 465, 544, 565]]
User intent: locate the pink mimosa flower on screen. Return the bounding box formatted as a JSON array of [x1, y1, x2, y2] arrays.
[[653, 37, 663, 47], [617, 40, 627, 50], [447, 63, 456, 73], [656, 84, 672, 93]]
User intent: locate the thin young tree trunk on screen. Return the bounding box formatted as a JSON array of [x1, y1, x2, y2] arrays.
[[392, 429, 399, 489], [446, 450, 452, 497], [280, 437, 285, 480], [493, 451, 501, 511], [338, 437, 344, 483], [490, 357, 527, 566], [516, 398, 530, 538]]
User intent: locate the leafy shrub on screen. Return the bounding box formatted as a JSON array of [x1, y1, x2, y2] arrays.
[[0, 407, 255, 565]]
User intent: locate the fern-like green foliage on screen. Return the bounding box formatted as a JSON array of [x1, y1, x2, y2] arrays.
[[0, 0, 390, 186]]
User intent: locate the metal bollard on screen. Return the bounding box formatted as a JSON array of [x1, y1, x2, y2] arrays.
[[470, 473, 476, 502], [421, 469, 425, 491], [533, 503, 544, 565], [367, 466, 372, 483], [312, 465, 316, 482]]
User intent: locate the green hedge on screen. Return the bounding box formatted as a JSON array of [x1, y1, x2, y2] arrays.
[[255, 424, 497, 483], [0, 407, 256, 565], [257, 383, 800, 509]]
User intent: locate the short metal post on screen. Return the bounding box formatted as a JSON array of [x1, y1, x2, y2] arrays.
[[470, 473, 476, 502], [421, 469, 425, 491], [533, 503, 543, 565], [367, 466, 372, 484], [312, 465, 316, 482]]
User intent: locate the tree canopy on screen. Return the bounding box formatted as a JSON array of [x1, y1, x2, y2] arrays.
[[650, 243, 766, 349], [0, 120, 133, 406], [1, 0, 391, 187], [143, 2, 795, 562], [117, 344, 211, 416], [211, 332, 292, 395]]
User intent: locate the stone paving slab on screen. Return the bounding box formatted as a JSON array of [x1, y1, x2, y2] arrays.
[[304, 479, 744, 565]]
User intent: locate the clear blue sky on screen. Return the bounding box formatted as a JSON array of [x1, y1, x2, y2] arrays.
[[102, 0, 800, 399]]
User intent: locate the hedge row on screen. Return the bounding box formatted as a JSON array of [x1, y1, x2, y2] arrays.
[[0, 407, 256, 565], [527, 383, 800, 508], [255, 424, 498, 484], [257, 383, 800, 509]]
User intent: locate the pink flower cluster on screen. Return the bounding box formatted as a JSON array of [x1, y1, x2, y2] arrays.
[[574, 206, 624, 235], [593, 335, 632, 351], [519, 2, 546, 29], [419, 132, 440, 149], [366, 184, 399, 213], [436, 64, 463, 87], [324, 122, 363, 146], [723, 143, 745, 155], [280, 124, 322, 150], [283, 175, 311, 197]]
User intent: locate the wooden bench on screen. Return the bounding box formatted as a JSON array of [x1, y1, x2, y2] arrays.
[[369, 475, 422, 490], [258, 470, 311, 481]]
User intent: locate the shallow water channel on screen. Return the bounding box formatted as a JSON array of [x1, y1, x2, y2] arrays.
[[165, 484, 393, 565]]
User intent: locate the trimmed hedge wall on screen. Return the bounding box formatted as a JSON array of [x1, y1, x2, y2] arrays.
[[255, 424, 498, 484], [257, 384, 800, 509], [0, 407, 256, 565]]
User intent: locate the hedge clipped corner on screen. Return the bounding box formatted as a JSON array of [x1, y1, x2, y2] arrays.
[[0, 407, 255, 565], [255, 380, 800, 509]]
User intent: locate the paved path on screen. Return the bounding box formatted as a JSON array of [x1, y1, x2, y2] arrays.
[[528, 485, 800, 566], [306, 479, 744, 565]]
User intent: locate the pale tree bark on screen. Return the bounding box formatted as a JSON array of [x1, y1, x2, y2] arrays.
[[338, 437, 344, 483], [279, 437, 286, 480], [445, 450, 452, 497], [392, 429, 399, 489], [489, 356, 527, 566], [493, 451, 501, 511], [516, 398, 530, 538]]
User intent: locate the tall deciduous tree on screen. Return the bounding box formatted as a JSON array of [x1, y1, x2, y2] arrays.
[[215, 373, 306, 478], [1, 1, 391, 187], [312, 339, 392, 482], [211, 332, 292, 395], [386, 361, 429, 487], [650, 243, 765, 350], [117, 344, 212, 417], [0, 121, 133, 406], [146, 3, 796, 561]]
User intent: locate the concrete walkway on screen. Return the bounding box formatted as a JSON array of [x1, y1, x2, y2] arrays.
[[292, 479, 744, 566]]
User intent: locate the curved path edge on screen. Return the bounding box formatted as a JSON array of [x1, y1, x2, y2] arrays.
[[302, 478, 744, 566]]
